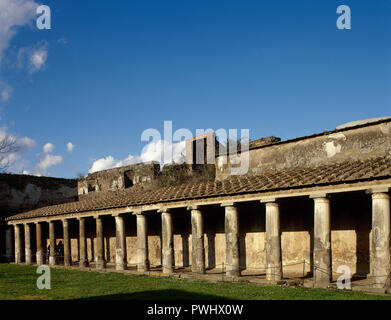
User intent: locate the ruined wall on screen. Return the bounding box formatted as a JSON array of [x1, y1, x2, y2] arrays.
[[0, 174, 78, 218], [0, 174, 77, 262], [216, 120, 391, 180], [78, 162, 160, 199]]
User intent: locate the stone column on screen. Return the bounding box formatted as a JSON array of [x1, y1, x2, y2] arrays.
[[35, 222, 44, 265], [114, 214, 127, 270], [95, 216, 106, 269], [49, 221, 57, 266], [371, 192, 390, 288], [263, 200, 282, 281], [161, 209, 174, 274], [63, 219, 71, 266], [78, 217, 89, 267], [181, 234, 190, 267], [24, 223, 32, 265], [188, 206, 205, 274], [14, 224, 22, 264], [136, 213, 149, 272], [5, 227, 13, 263], [312, 196, 331, 288], [222, 203, 240, 277]]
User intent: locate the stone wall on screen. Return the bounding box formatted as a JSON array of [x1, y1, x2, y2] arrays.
[[0, 174, 77, 219], [78, 162, 160, 199], [0, 174, 77, 262], [216, 119, 391, 180]]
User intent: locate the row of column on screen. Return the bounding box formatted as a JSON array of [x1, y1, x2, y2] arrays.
[[12, 191, 390, 288], [14, 216, 106, 269]]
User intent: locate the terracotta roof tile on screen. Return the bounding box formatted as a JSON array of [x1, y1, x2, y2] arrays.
[[6, 156, 391, 221]]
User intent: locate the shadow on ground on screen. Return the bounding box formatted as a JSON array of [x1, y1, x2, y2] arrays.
[[76, 289, 228, 300]]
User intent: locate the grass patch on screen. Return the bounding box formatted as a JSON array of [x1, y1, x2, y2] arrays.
[[0, 264, 389, 300]]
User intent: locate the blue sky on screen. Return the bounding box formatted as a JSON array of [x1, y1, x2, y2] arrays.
[[0, 0, 390, 178]]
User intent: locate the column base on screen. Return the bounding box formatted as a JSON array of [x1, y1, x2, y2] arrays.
[[96, 261, 107, 269], [163, 267, 174, 274], [226, 270, 240, 277], [313, 281, 330, 289], [116, 262, 126, 271], [137, 261, 150, 272], [49, 256, 57, 266], [192, 267, 206, 274], [79, 260, 89, 268]]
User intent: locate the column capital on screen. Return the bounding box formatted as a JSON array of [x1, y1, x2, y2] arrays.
[[158, 208, 172, 213], [187, 205, 201, 211], [371, 192, 390, 200], [221, 201, 236, 207], [260, 198, 277, 204], [312, 197, 330, 204], [366, 187, 390, 195], [310, 193, 330, 199], [112, 212, 127, 217], [265, 201, 279, 208]]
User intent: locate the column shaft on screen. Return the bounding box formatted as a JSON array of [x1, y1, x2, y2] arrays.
[[24, 224, 32, 265], [162, 211, 174, 274], [191, 209, 205, 274], [49, 221, 57, 266], [5, 227, 13, 263], [265, 202, 282, 281], [313, 197, 331, 287], [63, 219, 71, 266], [137, 214, 149, 272], [224, 205, 240, 277], [36, 222, 44, 265], [115, 215, 127, 270], [14, 224, 22, 264], [78, 218, 88, 267], [371, 193, 390, 288], [95, 217, 106, 269]]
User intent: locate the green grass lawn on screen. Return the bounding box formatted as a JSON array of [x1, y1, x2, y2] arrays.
[[0, 263, 390, 300]]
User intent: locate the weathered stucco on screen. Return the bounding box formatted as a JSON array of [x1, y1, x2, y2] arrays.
[[216, 120, 391, 180]]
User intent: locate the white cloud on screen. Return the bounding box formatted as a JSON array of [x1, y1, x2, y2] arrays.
[[0, 0, 38, 63], [37, 154, 63, 172], [88, 140, 186, 173], [29, 44, 48, 72], [0, 82, 13, 102], [89, 156, 117, 173], [17, 41, 48, 73], [66, 142, 74, 152], [43, 142, 54, 153]]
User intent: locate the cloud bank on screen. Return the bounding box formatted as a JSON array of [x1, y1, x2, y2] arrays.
[[0, 0, 38, 62], [89, 140, 186, 173]]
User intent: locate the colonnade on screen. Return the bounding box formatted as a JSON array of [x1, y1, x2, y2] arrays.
[[9, 190, 391, 288]]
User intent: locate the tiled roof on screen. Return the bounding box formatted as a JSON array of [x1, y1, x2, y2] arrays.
[[6, 156, 391, 221]]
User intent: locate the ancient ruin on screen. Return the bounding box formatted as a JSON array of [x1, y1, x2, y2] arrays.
[[2, 117, 391, 289]]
